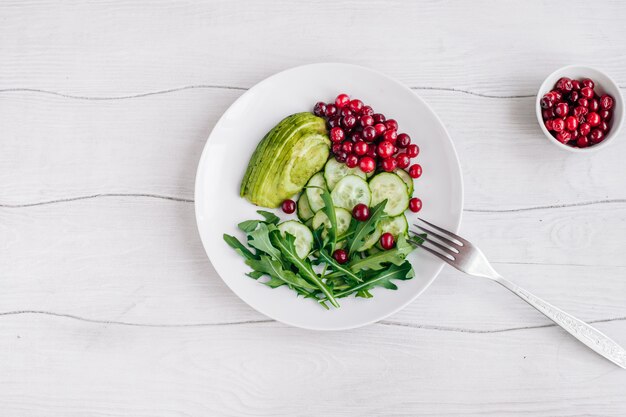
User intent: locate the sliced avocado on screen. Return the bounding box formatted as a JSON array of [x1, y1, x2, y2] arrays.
[[241, 112, 330, 208]]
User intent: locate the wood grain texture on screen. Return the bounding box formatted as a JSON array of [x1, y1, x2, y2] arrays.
[[1, 315, 625, 417], [1, 0, 626, 415]]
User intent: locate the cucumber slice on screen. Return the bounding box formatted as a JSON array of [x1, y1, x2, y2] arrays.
[[311, 208, 351, 238], [379, 214, 408, 239], [324, 158, 367, 190], [297, 193, 314, 222], [358, 227, 382, 252], [394, 169, 414, 195], [278, 220, 313, 259], [369, 172, 409, 216], [331, 175, 371, 211], [305, 172, 327, 212]]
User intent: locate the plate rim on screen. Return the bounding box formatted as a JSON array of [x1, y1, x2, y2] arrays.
[[194, 62, 464, 330]]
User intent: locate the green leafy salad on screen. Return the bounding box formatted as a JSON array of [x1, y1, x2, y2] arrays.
[[224, 110, 423, 309]]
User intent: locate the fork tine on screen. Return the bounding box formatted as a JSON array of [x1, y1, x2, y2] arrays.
[[417, 218, 469, 246], [412, 224, 461, 249], [410, 232, 459, 254], [418, 244, 456, 265]]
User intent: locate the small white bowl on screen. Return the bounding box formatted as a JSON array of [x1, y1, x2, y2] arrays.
[[536, 65, 624, 152]]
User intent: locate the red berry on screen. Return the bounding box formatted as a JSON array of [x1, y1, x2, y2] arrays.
[[352, 203, 371, 221], [331, 143, 341, 154], [346, 154, 359, 168], [383, 129, 398, 143], [580, 87, 594, 99], [372, 113, 386, 124], [569, 90, 579, 103], [313, 102, 326, 117], [407, 144, 419, 158], [374, 123, 386, 137], [366, 146, 377, 158], [542, 108, 555, 119], [330, 127, 345, 143], [396, 153, 410, 169], [587, 112, 601, 127], [565, 116, 578, 131], [362, 126, 376, 142], [380, 232, 395, 250], [600, 95, 614, 110], [409, 164, 422, 179], [396, 133, 411, 148], [328, 116, 341, 128], [571, 80, 581, 91], [578, 98, 588, 108], [554, 102, 569, 117], [540, 94, 555, 108], [335, 152, 347, 163], [349, 99, 363, 113], [582, 78, 595, 89], [409, 197, 422, 213], [361, 105, 374, 116], [340, 107, 353, 118], [573, 106, 588, 117], [570, 129, 579, 140], [556, 131, 571, 144], [577, 136, 590, 148], [360, 115, 374, 127], [600, 121, 610, 132], [579, 122, 591, 136], [359, 156, 376, 173], [556, 77, 573, 92], [351, 132, 363, 143], [381, 157, 397, 172], [601, 111, 613, 123], [552, 90, 563, 101], [342, 114, 357, 130], [588, 99, 599, 112], [325, 104, 337, 118], [385, 119, 399, 131], [281, 199, 296, 214], [332, 249, 348, 264], [354, 141, 368, 156], [590, 128, 604, 143], [545, 119, 553, 130], [341, 141, 353, 154], [335, 93, 350, 108], [377, 140, 395, 158], [552, 118, 565, 132]]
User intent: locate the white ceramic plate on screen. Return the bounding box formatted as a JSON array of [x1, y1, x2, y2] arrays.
[[195, 63, 463, 330]]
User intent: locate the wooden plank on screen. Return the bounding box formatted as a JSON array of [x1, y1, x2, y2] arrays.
[[2, 89, 626, 209], [1, 197, 625, 330], [0, 315, 625, 416], [1, 0, 626, 95]]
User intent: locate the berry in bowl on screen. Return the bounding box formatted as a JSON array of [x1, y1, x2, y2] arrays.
[[537, 65, 624, 152]]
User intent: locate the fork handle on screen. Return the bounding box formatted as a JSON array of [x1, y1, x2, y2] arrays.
[[495, 277, 626, 369]]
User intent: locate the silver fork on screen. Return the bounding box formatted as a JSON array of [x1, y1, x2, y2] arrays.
[[410, 218, 626, 369]]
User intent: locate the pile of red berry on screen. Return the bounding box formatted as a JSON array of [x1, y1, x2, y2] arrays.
[[313, 94, 422, 178], [540, 77, 615, 148]]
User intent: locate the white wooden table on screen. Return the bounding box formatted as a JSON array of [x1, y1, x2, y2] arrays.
[[2, 1, 626, 415]]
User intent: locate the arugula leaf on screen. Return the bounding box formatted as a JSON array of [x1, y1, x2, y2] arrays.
[[333, 261, 414, 298], [317, 248, 362, 284], [238, 220, 261, 233], [257, 210, 280, 225], [245, 255, 317, 290], [247, 271, 265, 279], [238, 210, 280, 232], [269, 229, 340, 308], [247, 223, 282, 260], [223, 234, 258, 260], [345, 200, 387, 256], [349, 235, 416, 272], [319, 188, 337, 251]]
